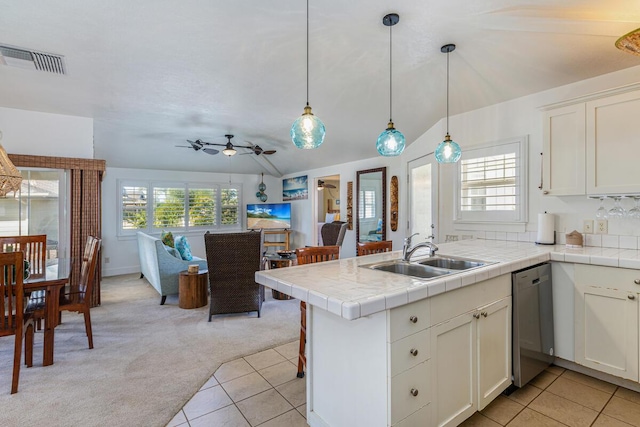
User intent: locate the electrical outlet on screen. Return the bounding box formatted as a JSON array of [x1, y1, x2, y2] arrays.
[[596, 219, 608, 234], [583, 220, 593, 234]]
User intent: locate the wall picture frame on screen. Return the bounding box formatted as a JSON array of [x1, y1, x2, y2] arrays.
[[283, 175, 308, 201]]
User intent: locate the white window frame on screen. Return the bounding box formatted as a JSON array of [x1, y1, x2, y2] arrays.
[[454, 136, 528, 226], [118, 180, 243, 236]]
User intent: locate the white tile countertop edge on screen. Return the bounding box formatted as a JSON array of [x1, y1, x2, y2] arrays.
[[255, 239, 640, 320]]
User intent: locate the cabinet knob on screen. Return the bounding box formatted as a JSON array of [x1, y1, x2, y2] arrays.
[[410, 388, 419, 397], [634, 279, 640, 285], [409, 315, 418, 324], [481, 311, 488, 317], [473, 313, 480, 319], [543, 191, 549, 195], [629, 295, 636, 300], [409, 348, 418, 357]]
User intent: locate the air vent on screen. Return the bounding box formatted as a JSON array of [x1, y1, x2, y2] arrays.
[[0, 44, 66, 75]]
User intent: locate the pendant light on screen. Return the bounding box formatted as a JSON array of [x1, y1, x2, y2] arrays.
[[376, 13, 405, 157], [435, 44, 462, 164], [291, 0, 325, 149], [616, 28, 640, 56], [256, 173, 268, 202]]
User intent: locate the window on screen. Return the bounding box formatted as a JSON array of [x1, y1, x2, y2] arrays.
[[454, 136, 528, 224], [358, 189, 376, 219], [119, 181, 242, 236]]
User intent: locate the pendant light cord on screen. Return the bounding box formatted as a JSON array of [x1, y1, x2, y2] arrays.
[[446, 49, 450, 134], [306, 0, 310, 107], [389, 23, 393, 122]]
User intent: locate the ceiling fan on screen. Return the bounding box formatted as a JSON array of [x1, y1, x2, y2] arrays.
[[177, 135, 276, 157], [317, 180, 337, 190]]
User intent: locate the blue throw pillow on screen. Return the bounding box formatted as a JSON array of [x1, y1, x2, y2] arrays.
[[164, 244, 181, 259], [174, 235, 193, 261]]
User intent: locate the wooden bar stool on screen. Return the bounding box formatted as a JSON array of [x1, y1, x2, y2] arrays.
[[356, 240, 393, 256]]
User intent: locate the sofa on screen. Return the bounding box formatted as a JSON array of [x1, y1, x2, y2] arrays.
[[137, 231, 207, 305]]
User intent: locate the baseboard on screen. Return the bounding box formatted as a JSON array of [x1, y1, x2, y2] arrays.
[[553, 358, 640, 393], [103, 265, 140, 277]]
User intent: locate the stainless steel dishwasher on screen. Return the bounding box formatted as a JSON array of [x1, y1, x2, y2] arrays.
[[512, 263, 554, 387]]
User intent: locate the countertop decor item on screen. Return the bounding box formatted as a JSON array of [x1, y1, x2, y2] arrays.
[[435, 44, 462, 164], [565, 230, 583, 247], [536, 211, 556, 245], [376, 13, 405, 157]]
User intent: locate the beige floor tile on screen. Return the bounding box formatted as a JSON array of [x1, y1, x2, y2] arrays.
[[297, 404, 307, 419], [507, 408, 565, 427], [183, 385, 234, 420], [222, 372, 273, 402], [166, 409, 187, 427], [273, 341, 299, 360], [276, 377, 307, 408], [546, 376, 611, 411], [244, 348, 287, 371], [189, 404, 251, 427], [259, 360, 299, 387], [545, 365, 565, 376], [200, 375, 219, 390], [528, 391, 598, 427], [236, 389, 294, 426], [257, 409, 308, 427], [561, 370, 617, 394], [616, 387, 640, 405], [592, 414, 635, 427], [215, 358, 256, 383], [603, 396, 640, 427], [506, 384, 543, 406], [529, 371, 558, 390], [459, 412, 501, 426], [480, 395, 524, 425]]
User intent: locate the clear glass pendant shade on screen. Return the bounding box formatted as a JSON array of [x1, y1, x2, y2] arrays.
[[291, 105, 325, 149], [376, 122, 405, 156], [435, 134, 462, 163]]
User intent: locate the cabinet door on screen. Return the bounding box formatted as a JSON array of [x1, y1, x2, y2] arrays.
[[542, 103, 586, 195], [586, 90, 640, 194], [575, 284, 638, 381], [477, 297, 512, 410], [431, 312, 476, 427]]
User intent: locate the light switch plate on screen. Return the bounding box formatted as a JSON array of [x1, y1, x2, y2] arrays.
[[596, 219, 608, 234], [583, 220, 593, 234]]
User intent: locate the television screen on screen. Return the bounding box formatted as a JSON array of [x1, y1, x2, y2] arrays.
[[247, 203, 291, 230]]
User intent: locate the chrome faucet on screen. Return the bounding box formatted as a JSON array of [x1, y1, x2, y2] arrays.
[[402, 232, 438, 262]]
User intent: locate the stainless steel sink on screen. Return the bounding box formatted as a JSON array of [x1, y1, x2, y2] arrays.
[[416, 256, 486, 270], [369, 261, 451, 279]]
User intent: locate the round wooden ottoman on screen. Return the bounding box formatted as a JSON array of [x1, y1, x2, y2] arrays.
[[178, 270, 208, 309]]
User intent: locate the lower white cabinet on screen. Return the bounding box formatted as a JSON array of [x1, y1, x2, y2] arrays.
[[574, 264, 639, 381], [430, 296, 511, 427]]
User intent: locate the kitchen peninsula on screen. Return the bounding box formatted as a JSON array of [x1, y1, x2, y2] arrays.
[[255, 239, 640, 427]]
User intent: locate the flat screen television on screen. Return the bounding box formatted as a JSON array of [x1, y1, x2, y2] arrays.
[[247, 203, 291, 230]]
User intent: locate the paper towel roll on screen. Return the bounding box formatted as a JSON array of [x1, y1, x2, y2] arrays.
[[536, 213, 555, 245]]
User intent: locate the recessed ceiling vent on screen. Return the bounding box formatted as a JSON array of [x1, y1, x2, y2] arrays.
[[0, 44, 66, 75]]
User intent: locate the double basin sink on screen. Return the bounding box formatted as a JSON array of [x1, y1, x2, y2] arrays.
[[361, 255, 492, 280]]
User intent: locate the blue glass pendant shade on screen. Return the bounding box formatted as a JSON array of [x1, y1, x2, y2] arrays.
[[256, 191, 263, 198], [376, 121, 405, 156], [291, 105, 326, 149], [435, 133, 462, 163], [258, 182, 266, 192], [259, 193, 268, 202]]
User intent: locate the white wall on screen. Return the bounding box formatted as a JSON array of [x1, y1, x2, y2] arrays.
[[0, 106, 93, 158], [101, 167, 280, 276]]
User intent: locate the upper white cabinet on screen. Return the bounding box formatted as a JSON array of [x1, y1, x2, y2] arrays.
[[586, 90, 640, 195], [542, 104, 586, 195], [541, 86, 640, 196]]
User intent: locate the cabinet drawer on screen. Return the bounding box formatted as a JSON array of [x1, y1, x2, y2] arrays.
[[390, 360, 430, 425], [393, 403, 431, 427], [390, 328, 430, 377], [576, 264, 640, 294], [389, 298, 430, 342]]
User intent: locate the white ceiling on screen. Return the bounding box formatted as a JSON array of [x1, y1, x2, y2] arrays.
[[1, 0, 639, 176]]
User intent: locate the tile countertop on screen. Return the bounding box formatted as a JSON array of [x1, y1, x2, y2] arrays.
[[255, 239, 640, 321]]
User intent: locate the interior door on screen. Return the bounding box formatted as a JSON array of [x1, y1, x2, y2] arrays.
[[408, 154, 438, 241]]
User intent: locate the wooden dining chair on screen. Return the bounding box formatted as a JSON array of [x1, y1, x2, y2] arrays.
[[0, 235, 47, 278], [0, 251, 35, 394], [357, 240, 393, 256], [294, 245, 340, 378]]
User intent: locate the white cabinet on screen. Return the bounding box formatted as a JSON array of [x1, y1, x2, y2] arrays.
[[586, 90, 640, 195], [542, 103, 586, 196], [574, 264, 639, 381]]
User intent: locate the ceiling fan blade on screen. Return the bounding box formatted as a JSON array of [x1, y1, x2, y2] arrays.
[[325, 184, 337, 189], [262, 150, 276, 155], [202, 148, 219, 155]]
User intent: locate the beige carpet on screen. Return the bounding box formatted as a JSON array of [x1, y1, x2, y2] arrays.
[[0, 274, 300, 427]]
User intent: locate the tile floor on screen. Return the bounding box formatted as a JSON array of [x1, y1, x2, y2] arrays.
[[166, 340, 307, 427], [167, 341, 640, 427]]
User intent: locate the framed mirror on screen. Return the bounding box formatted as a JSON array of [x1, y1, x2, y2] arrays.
[[356, 167, 386, 243]]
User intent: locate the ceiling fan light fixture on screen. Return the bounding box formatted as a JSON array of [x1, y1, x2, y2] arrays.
[[222, 142, 237, 156], [435, 43, 462, 164], [616, 28, 640, 56], [377, 13, 405, 157], [291, 0, 325, 150]]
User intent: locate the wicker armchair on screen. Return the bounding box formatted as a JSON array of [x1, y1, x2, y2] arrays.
[[204, 230, 265, 321]]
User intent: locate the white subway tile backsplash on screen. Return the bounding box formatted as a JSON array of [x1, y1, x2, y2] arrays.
[[506, 232, 518, 241], [619, 235, 638, 250], [601, 234, 619, 248], [485, 231, 496, 240], [585, 234, 602, 247], [495, 231, 507, 240]]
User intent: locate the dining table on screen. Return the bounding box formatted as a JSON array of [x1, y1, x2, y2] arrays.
[[25, 258, 71, 366]]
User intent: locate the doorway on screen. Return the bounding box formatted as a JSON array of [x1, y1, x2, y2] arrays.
[[315, 174, 340, 245], [408, 154, 438, 241]]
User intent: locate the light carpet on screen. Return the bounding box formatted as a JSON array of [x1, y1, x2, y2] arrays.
[[0, 273, 300, 427]]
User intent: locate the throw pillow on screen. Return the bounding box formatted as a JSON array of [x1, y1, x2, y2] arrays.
[[164, 245, 181, 259], [174, 235, 193, 261], [161, 231, 174, 248]]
